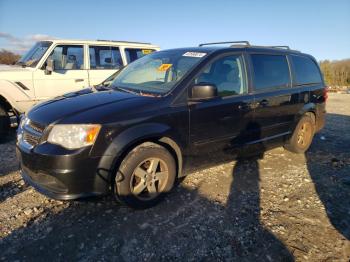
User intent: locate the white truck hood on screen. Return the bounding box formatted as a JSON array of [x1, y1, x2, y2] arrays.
[[0, 65, 34, 81], [0, 64, 35, 73]]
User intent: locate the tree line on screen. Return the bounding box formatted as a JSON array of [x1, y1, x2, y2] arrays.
[[0, 48, 349, 87], [0, 49, 21, 65], [319, 59, 350, 87]]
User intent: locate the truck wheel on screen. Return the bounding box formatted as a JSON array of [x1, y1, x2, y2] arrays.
[[285, 114, 315, 154], [113, 143, 176, 209], [0, 105, 10, 141]]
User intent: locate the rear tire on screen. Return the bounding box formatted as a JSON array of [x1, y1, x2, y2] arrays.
[[0, 105, 10, 142], [113, 143, 176, 209], [285, 114, 315, 154]]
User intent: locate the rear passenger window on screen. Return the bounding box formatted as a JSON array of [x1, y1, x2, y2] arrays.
[[291, 55, 322, 85], [89, 46, 123, 69], [125, 48, 155, 63], [251, 54, 290, 91]]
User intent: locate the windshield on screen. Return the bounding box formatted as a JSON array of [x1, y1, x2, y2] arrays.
[[111, 50, 207, 94], [17, 41, 52, 68]]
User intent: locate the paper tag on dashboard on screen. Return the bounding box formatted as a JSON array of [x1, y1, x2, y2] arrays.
[[183, 52, 207, 58]]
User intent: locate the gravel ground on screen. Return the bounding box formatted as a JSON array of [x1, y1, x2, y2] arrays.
[[0, 93, 349, 261]]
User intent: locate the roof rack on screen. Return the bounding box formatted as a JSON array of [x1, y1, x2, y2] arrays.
[[97, 39, 152, 45], [266, 46, 290, 50], [199, 41, 250, 47]]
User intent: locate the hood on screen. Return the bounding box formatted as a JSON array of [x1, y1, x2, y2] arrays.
[[0, 65, 34, 81], [27, 88, 155, 125], [0, 64, 34, 72]]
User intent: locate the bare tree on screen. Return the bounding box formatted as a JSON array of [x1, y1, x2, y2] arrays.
[[0, 49, 21, 65]]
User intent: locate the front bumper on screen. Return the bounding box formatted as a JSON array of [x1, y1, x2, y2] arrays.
[[16, 142, 111, 200]]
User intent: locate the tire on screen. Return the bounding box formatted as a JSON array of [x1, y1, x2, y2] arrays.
[[285, 114, 315, 154], [0, 105, 10, 141], [113, 143, 176, 209]]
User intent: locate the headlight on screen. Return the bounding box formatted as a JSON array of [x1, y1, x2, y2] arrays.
[[47, 124, 101, 149]]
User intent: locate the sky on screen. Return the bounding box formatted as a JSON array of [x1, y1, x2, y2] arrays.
[[0, 0, 349, 61]]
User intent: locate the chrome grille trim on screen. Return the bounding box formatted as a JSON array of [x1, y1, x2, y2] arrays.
[[22, 119, 46, 147], [28, 120, 45, 133], [23, 132, 40, 147]]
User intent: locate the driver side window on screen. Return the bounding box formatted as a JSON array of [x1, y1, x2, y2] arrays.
[[47, 45, 84, 70], [195, 55, 246, 97]]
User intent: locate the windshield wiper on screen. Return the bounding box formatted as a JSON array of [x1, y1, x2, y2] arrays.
[[113, 86, 141, 95], [16, 61, 26, 68]]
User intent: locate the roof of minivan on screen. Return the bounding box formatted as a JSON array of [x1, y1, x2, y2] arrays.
[[163, 46, 312, 58], [41, 39, 160, 48]]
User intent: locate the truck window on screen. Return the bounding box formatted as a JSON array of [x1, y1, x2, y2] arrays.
[[48, 45, 84, 70], [251, 54, 290, 91], [291, 55, 322, 85], [125, 48, 155, 63], [89, 46, 122, 69]]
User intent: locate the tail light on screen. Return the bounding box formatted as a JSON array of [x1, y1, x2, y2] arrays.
[[324, 86, 328, 102]]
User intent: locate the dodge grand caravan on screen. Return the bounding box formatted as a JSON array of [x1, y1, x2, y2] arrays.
[[16, 41, 327, 208]]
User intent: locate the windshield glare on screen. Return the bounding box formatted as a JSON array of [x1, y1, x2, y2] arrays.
[[17, 41, 52, 68], [111, 50, 207, 94]]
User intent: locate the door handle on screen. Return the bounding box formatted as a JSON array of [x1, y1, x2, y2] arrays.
[[238, 102, 258, 110], [75, 79, 84, 82], [259, 99, 269, 107]]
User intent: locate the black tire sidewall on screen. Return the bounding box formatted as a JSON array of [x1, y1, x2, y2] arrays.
[[0, 105, 10, 138], [113, 145, 176, 209]]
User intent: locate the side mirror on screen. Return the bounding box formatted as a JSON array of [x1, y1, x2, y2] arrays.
[[45, 58, 54, 75], [190, 83, 218, 101]]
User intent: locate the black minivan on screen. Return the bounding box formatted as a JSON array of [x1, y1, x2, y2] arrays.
[[16, 41, 327, 208]]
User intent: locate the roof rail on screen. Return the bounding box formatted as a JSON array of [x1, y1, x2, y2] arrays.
[[97, 39, 152, 45], [199, 41, 250, 47], [266, 46, 290, 50]]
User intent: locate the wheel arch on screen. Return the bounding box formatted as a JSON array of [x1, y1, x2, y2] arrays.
[[96, 124, 184, 191], [293, 103, 317, 129], [0, 95, 12, 112]]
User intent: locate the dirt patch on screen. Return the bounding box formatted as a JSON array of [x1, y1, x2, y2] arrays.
[[0, 93, 349, 261]]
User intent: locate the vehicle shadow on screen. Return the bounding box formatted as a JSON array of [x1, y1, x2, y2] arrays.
[[305, 113, 350, 240], [0, 178, 28, 202], [225, 154, 294, 260], [0, 131, 18, 177]]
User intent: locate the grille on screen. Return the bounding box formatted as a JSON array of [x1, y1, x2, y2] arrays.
[[28, 120, 45, 133], [23, 132, 41, 147], [22, 120, 46, 147]]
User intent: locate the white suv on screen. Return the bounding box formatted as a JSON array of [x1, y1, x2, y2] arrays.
[[0, 39, 160, 136]]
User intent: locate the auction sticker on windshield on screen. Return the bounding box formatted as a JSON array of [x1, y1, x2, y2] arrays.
[[158, 64, 172, 71], [142, 49, 153, 54], [183, 52, 207, 58]]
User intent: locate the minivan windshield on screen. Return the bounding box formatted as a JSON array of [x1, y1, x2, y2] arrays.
[[17, 41, 52, 68], [111, 50, 207, 94]]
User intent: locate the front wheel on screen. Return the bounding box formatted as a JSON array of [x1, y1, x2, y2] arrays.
[[285, 114, 315, 154], [113, 143, 176, 209], [0, 105, 10, 141]]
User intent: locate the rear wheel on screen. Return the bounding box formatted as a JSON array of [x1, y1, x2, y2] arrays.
[[285, 114, 315, 154], [0, 105, 10, 141], [113, 143, 176, 209]]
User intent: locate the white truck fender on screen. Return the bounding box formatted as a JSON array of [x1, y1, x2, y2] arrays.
[[0, 80, 34, 113]]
